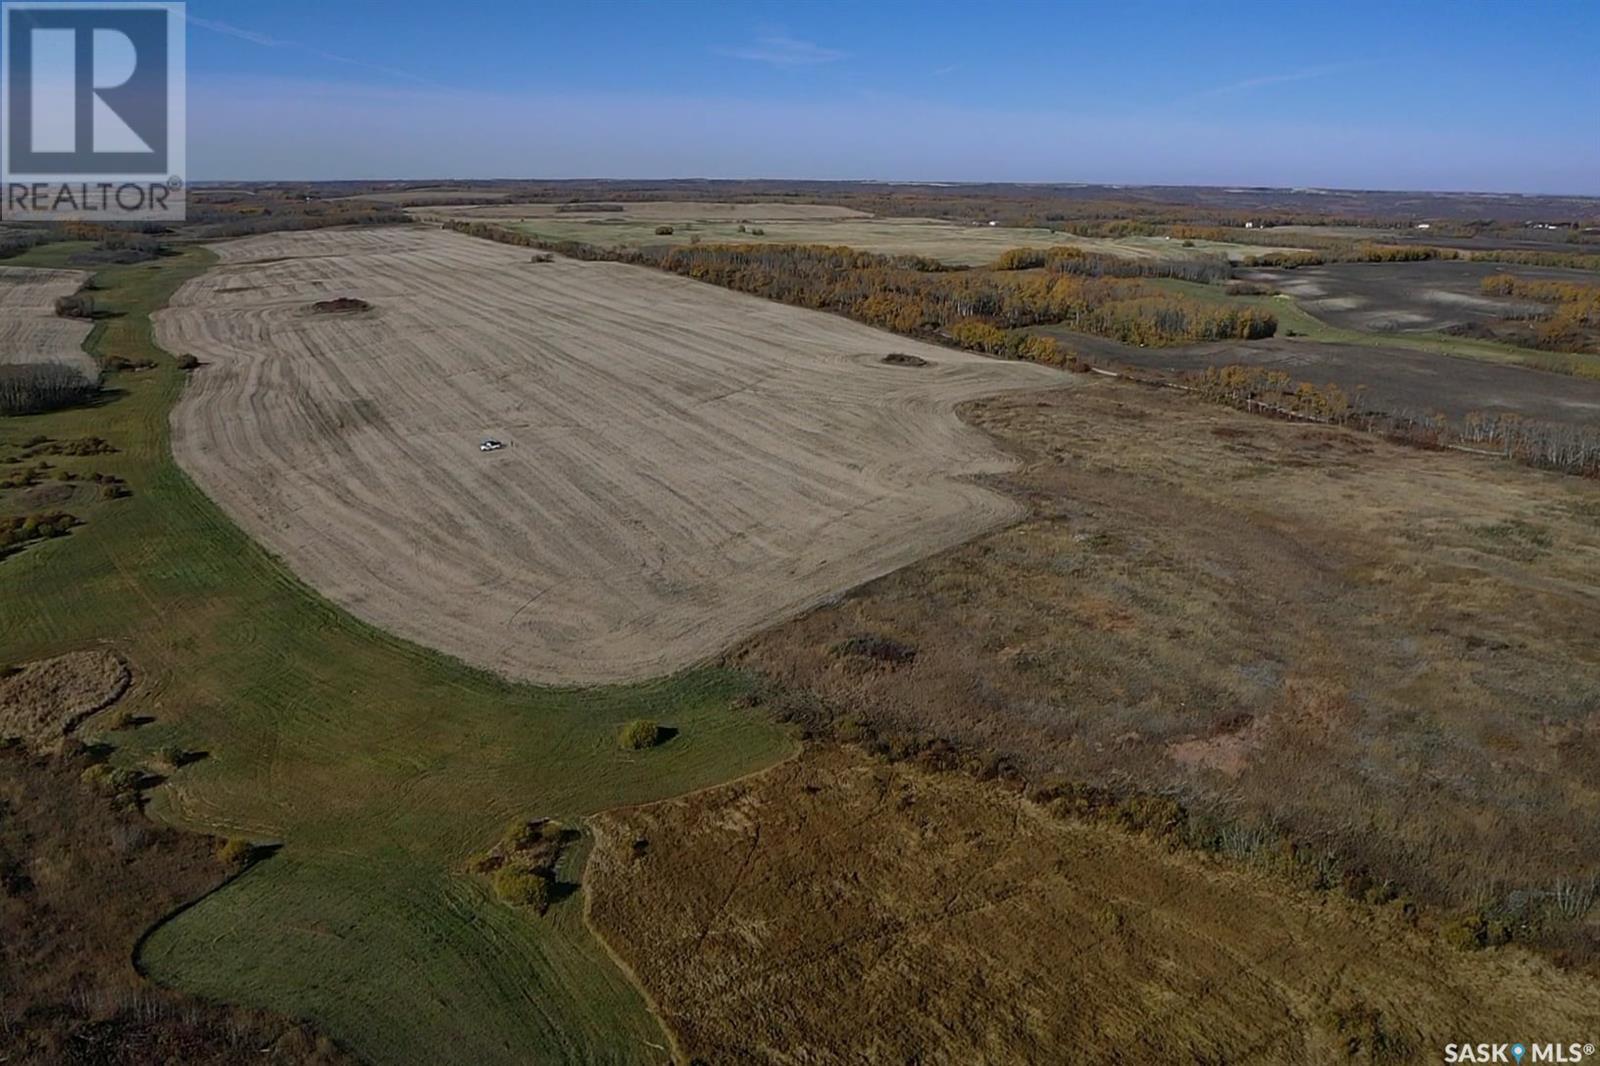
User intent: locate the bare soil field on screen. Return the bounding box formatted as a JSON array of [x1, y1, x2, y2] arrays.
[[734, 379, 1600, 953], [1240, 260, 1594, 333], [588, 745, 1600, 1064], [1039, 331, 1600, 423], [155, 225, 1060, 684], [0, 264, 97, 375]]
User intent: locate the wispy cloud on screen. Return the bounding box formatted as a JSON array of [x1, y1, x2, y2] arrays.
[[716, 35, 846, 68], [1185, 62, 1363, 103], [186, 13, 436, 86], [931, 63, 961, 77]]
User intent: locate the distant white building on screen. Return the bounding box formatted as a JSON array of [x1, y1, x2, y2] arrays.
[[1415, 222, 1431, 229]]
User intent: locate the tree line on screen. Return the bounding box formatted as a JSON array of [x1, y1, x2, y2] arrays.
[[991, 245, 1231, 284], [446, 222, 1275, 362], [1244, 244, 1600, 272], [1187, 364, 1600, 477], [0, 363, 101, 416], [1482, 273, 1600, 353]]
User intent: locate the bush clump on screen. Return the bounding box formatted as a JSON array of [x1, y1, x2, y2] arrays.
[[53, 292, 95, 319], [216, 837, 255, 868], [653, 225, 674, 236], [80, 763, 143, 796], [831, 633, 918, 666], [492, 866, 553, 911], [0, 511, 80, 553], [617, 718, 664, 750]]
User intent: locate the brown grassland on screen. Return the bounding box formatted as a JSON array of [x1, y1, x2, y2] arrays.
[[730, 379, 1600, 956], [588, 745, 1600, 1065]]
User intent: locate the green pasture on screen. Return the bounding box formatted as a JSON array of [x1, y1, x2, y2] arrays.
[[0, 247, 792, 1064]]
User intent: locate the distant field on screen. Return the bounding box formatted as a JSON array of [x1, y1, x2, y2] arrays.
[[419, 204, 1299, 266], [338, 186, 514, 203], [0, 265, 96, 376], [156, 225, 1059, 684], [1042, 332, 1600, 424], [0, 245, 794, 1064], [1239, 259, 1593, 333], [590, 745, 1600, 1063], [1022, 274, 1600, 392], [433, 199, 871, 221]]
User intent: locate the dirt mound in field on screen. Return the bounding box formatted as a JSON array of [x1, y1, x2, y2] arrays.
[[0, 649, 130, 749], [308, 296, 370, 314], [881, 352, 929, 367]]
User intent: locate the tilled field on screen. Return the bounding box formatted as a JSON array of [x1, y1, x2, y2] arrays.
[[156, 225, 1059, 683], [0, 265, 96, 376]]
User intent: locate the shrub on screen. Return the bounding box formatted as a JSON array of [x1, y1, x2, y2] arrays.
[[216, 837, 255, 868], [155, 744, 191, 770], [175, 353, 199, 370], [54, 292, 94, 319], [653, 225, 674, 236], [0, 511, 81, 552], [617, 718, 664, 750], [831, 633, 917, 665], [80, 763, 143, 795], [0, 363, 100, 416], [492, 866, 553, 911], [992, 247, 1049, 270], [1442, 911, 1511, 951], [500, 818, 558, 852]]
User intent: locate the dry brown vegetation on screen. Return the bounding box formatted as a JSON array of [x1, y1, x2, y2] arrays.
[[0, 649, 129, 749], [0, 740, 353, 1063], [155, 226, 1058, 683], [732, 378, 1600, 966], [588, 745, 1600, 1064]]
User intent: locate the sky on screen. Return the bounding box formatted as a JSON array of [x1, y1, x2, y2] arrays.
[[178, 0, 1600, 194]]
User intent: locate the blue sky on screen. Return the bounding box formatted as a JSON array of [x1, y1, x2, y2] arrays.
[[183, 0, 1599, 193]]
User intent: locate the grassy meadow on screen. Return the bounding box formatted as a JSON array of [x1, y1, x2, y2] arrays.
[[0, 247, 793, 1064]]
